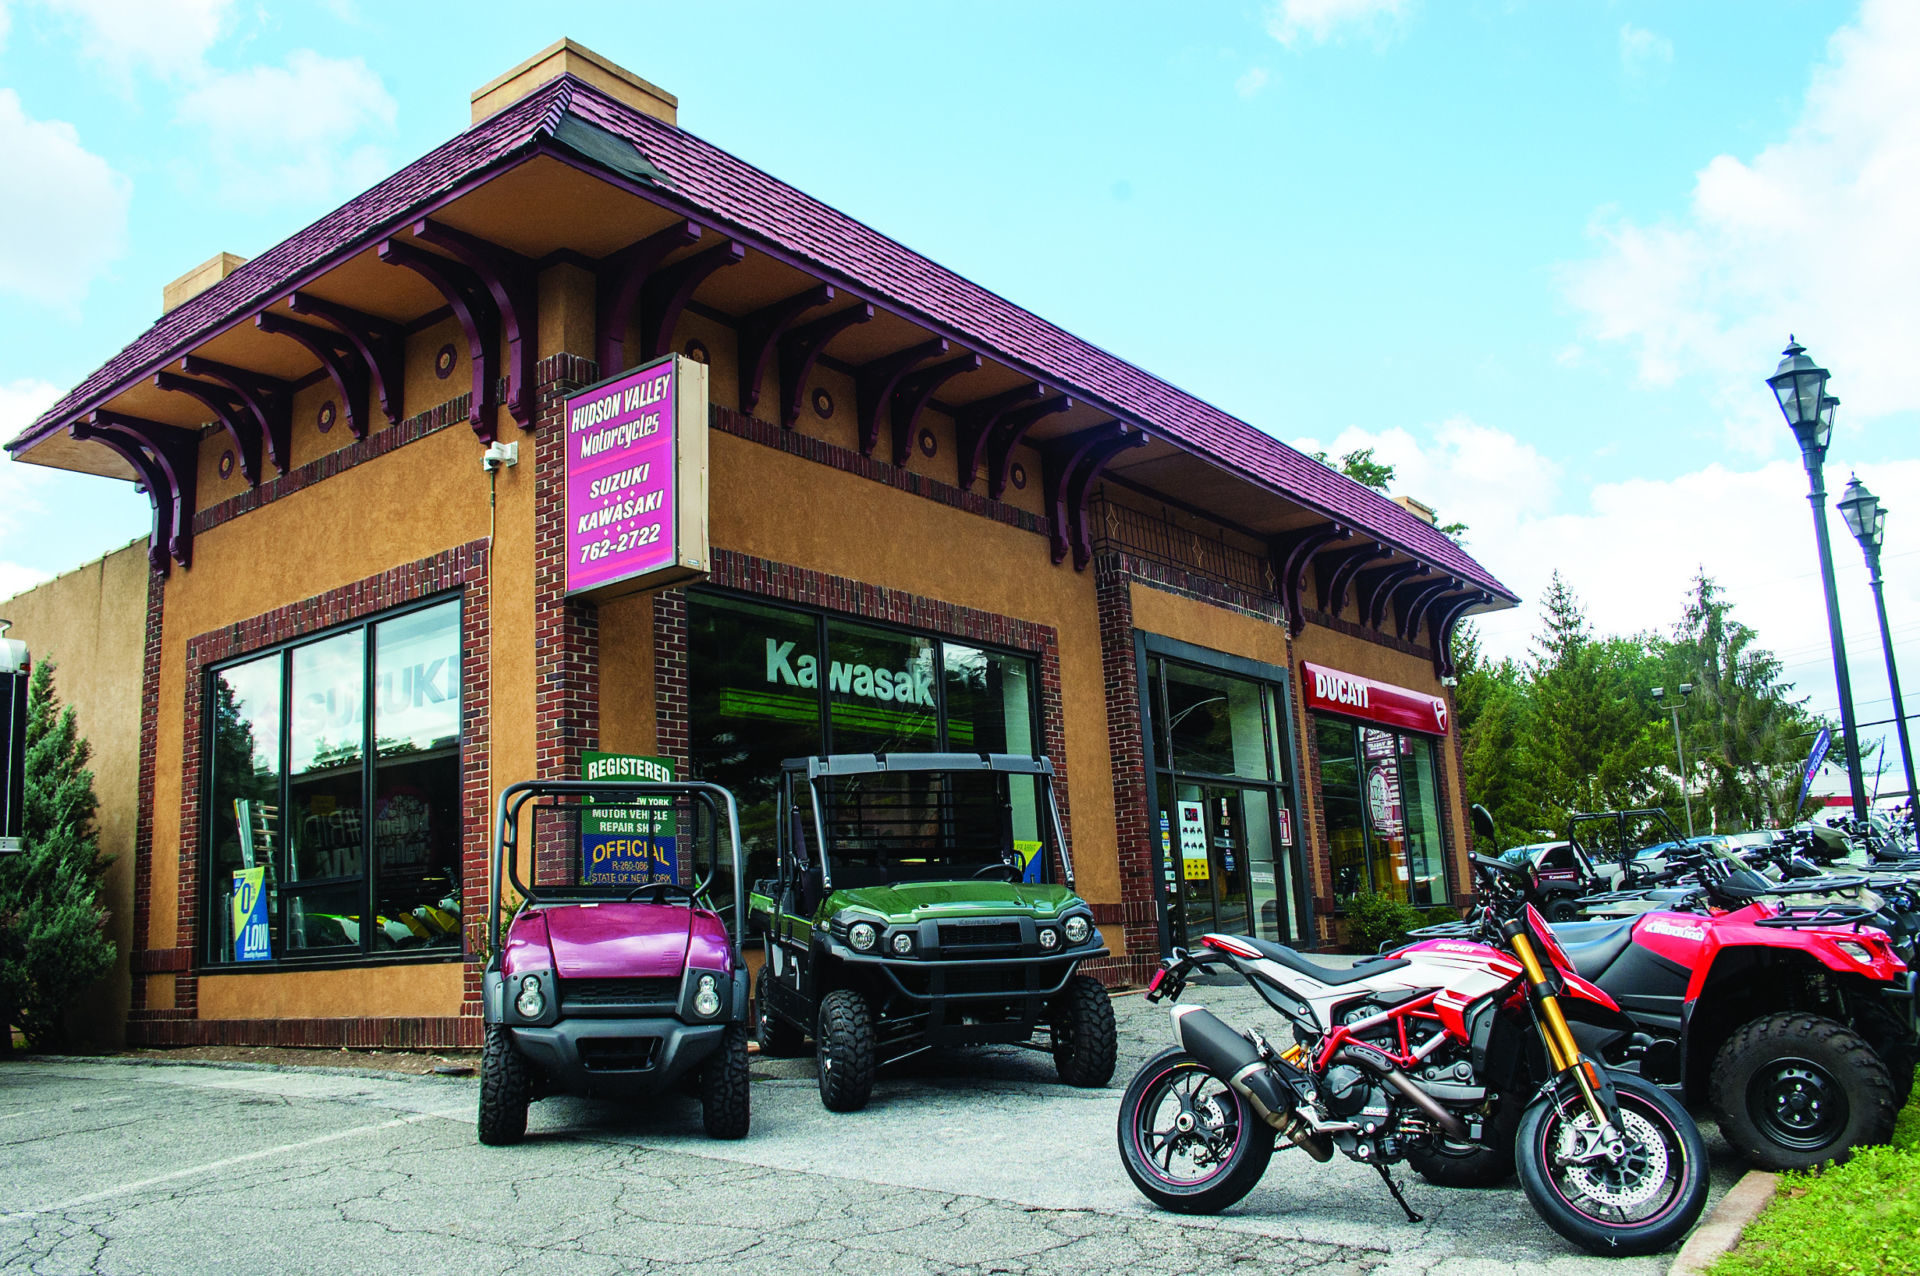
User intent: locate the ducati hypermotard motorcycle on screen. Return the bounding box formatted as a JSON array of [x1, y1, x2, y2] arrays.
[[1117, 860, 1709, 1256]]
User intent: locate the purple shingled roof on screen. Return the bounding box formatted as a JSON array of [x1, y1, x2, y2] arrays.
[[15, 75, 1511, 601]]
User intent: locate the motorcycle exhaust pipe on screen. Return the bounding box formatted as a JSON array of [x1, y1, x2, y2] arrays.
[[1330, 1044, 1470, 1141], [1170, 1006, 1332, 1161]]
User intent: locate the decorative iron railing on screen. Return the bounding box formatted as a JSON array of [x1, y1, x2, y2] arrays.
[[1087, 494, 1275, 598]]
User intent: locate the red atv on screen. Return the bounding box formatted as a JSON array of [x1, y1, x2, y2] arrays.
[[1404, 811, 1918, 1178]]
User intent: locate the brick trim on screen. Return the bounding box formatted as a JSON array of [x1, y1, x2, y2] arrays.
[[130, 568, 166, 1011], [193, 390, 478, 534], [173, 540, 492, 1018], [1300, 606, 1434, 662], [1092, 552, 1160, 988], [533, 354, 601, 782], [128, 1014, 482, 1050], [132, 946, 191, 974]]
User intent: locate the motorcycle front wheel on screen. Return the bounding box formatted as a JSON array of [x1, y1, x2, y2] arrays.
[[1515, 1071, 1708, 1256], [1117, 1047, 1274, 1215]]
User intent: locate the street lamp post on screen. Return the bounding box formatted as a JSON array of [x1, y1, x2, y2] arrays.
[[1837, 476, 1917, 805], [1651, 684, 1695, 837], [1767, 338, 1868, 821]]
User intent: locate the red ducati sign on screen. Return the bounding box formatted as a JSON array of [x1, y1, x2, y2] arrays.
[[1301, 662, 1450, 736]]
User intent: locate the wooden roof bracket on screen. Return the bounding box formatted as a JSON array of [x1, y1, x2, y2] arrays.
[[378, 237, 503, 440], [178, 355, 293, 476], [987, 394, 1073, 500], [70, 411, 199, 571], [287, 292, 405, 427], [596, 220, 701, 377], [854, 338, 946, 458], [955, 382, 1044, 491], [1268, 523, 1348, 636], [737, 283, 833, 417], [153, 371, 260, 486], [254, 311, 372, 441], [411, 218, 539, 430], [780, 303, 872, 430]]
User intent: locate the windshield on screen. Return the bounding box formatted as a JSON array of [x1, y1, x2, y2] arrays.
[[811, 769, 1048, 887]]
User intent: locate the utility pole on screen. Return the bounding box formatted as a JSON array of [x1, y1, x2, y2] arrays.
[[1652, 684, 1695, 838]]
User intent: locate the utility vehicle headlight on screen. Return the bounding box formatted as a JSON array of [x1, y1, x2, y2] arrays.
[[890, 931, 914, 955], [1064, 915, 1091, 944], [515, 974, 546, 1019], [693, 973, 722, 1018], [849, 922, 878, 952], [1038, 927, 1060, 951]]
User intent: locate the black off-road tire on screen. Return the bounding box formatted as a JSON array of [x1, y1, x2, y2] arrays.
[[700, 1023, 751, 1139], [1545, 897, 1580, 924], [1710, 1013, 1897, 1170], [1051, 974, 1118, 1088], [1852, 1001, 1918, 1107], [477, 1024, 532, 1146], [817, 988, 877, 1112], [1407, 1092, 1523, 1187], [754, 966, 808, 1058]]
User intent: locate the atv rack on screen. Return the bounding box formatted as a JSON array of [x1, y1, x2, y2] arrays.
[[1751, 902, 1883, 930]]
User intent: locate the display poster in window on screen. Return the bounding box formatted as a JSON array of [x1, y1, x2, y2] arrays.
[[231, 867, 271, 962], [1367, 761, 1404, 839], [1012, 838, 1043, 884], [580, 752, 677, 885], [1160, 812, 1175, 883], [1177, 800, 1209, 881], [563, 354, 711, 601], [1277, 807, 1293, 847]]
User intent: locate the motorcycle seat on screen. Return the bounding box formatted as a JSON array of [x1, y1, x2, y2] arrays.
[[1548, 918, 1637, 980], [1222, 935, 1410, 986]]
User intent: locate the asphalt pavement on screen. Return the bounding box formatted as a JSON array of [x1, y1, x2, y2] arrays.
[[0, 986, 1743, 1275]]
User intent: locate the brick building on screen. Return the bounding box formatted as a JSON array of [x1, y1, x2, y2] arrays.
[[5, 41, 1514, 1048]]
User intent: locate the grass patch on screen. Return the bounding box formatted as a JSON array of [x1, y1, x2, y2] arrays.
[[1712, 1070, 1920, 1276]]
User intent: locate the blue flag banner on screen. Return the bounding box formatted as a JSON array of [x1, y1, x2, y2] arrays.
[[1798, 728, 1832, 809]]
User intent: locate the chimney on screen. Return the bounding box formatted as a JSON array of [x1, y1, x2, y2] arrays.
[[472, 38, 677, 127], [163, 252, 248, 314], [1393, 495, 1438, 526]]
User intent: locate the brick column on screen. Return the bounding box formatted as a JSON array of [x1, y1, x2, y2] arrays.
[[533, 354, 602, 779], [129, 567, 166, 1014], [1092, 551, 1160, 987]]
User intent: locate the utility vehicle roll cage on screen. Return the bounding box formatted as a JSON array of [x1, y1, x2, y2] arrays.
[[489, 779, 745, 958], [779, 753, 1075, 892]]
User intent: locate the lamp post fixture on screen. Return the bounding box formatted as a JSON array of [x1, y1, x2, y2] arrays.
[[1837, 476, 1917, 805], [1651, 684, 1695, 838], [1767, 337, 1867, 820]]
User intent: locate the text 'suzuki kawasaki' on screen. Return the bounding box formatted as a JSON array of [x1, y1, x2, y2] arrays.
[[1118, 854, 1708, 1257]]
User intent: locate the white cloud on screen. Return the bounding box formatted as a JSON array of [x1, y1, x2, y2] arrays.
[[175, 50, 396, 202], [0, 90, 130, 309], [1619, 24, 1673, 80], [1266, 0, 1413, 49], [1564, 0, 1920, 430], [0, 379, 64, 599], [1236, 66, 1272, 99], [31, 0, 234, 79]]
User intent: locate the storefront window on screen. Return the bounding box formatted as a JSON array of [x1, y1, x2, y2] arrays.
[[204, 598, 463, 965], [687, 593, 1040, 888], [1316, 717, 1447, 907]]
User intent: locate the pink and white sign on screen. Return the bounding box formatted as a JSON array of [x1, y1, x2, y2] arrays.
[[563, 355, 710, 599]]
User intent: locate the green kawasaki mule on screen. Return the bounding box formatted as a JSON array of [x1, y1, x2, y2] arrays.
[[748, 753, 1117, 1111]]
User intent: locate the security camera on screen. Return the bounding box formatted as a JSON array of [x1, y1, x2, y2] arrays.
[[481, 441, 519, 473]]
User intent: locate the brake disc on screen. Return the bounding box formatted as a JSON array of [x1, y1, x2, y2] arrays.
[[1557, 1108, 1669, 1210]]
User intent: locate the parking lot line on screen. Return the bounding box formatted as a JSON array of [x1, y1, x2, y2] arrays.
[[2, 1107, 461, 1221]]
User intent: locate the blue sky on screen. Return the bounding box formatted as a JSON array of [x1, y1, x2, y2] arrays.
[[0, 0, 1913, 794]]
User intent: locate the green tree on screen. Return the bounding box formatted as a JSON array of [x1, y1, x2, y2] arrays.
[[1453, 621, 1543, 846], [1664, 573, 1831, 831], [1310, 446, 1396, 492], [0, 660, 116, 1052]]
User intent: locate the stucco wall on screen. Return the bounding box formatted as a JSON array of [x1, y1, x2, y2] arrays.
[[0, 540, 150, 1049]]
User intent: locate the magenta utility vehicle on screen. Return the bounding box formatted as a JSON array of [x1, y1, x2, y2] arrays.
[[480, 779, 749, 1144]]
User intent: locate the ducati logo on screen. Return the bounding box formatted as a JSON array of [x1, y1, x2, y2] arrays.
[[1433, 698, 1448, 730]]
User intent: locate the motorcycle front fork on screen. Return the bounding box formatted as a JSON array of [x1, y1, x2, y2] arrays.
[[1506, 930, 1627, 1158]]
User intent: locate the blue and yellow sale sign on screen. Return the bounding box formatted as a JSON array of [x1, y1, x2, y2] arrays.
[[231, 868, 271, 962], [580, 752, 677, 885]]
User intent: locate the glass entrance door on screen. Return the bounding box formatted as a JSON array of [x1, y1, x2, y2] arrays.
[[1164, 781, 1260, 948]]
